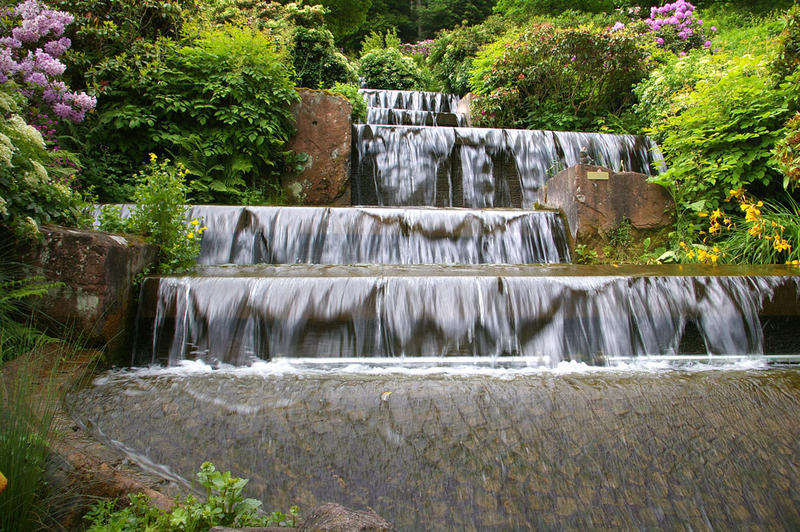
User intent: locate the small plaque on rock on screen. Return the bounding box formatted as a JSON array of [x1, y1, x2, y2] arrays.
[[587, 171, 610, 181]]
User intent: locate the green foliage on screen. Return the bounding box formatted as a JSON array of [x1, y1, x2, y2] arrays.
[[493, 0, 620, 22], [330, 83, 368, 122], [360, 28, 403, 55], [428, 16, 507, 95], [51, 0, 192, 90], [0, 84, 88, 238], [84, 24, 298, 204], [469, 23, 652, 131], [573, 244, 598, 264], [772, 4, 800, 81], [775, 112, 800, 190], [292, 25, 358, 89], [633, 50, 731, 128], [702, 7, 783, 57], [0, 346, 64, 531], [316, 0, 373, 42], [0, 271, 60, 364], [359, 47, 422, 90], [601, 218, 634, 262], [99, 155, 204, 273], [647, 53, 792, 241], [416, 0, 496, 41], [84, 462, 300, 531]]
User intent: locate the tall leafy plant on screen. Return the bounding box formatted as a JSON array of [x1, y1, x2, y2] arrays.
[[647, 53, 792, 241], [86, 24, 298, 204]]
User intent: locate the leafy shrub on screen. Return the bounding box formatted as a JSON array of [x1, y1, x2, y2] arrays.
[[0, 84, 88, 238], [292, 25, 358, 89], [84, 462, 300, 531], [772, 4, 800, 80], [647, 53, 792, 241], [85, 24, 298, 204], [100, 155, 205, 273], [775, 112, 800, 190], [359, 47, 421, 90], [427, 16, 507, 95], [633, 49, 730, 127], [50, 0, 191, 90], [469, 23, 652, 131], [330, 82, 367, 122]]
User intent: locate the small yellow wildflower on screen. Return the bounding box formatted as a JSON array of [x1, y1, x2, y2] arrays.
[[149, 153, 157, 163], [191, 219, 200, 226], [698, 212, 708, 218], [187, 232, 195, 240]]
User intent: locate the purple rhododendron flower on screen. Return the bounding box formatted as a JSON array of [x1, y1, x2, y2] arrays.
[[1, 0, 93, 122]]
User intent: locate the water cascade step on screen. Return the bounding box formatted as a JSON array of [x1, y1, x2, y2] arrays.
[[135, 265, 800, 366], [189, 205, 570, 266]]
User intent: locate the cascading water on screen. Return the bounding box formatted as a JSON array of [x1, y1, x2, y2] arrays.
[[74, 89, 800, 530]]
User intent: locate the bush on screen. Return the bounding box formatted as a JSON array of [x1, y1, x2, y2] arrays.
[[292, 26, 358, 89], [0, 85, 88, 238], [772, 4, 800, 81], [642, 0, 713, 55], [647, 53, 792, 241], [359, 47, 421, 90], [469, 23, 652, 131], [427, 17, 507, 95], [84, 24, 298, 204]]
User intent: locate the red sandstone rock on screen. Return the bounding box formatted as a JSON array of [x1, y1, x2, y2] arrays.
[[283, 89, 353, 205], [539, 165, 674, 244], [10, 225, 158, 363]]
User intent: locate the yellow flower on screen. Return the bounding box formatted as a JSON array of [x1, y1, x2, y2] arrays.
[[191, 219, 200, 226], [698, 212, 708, 218], [710, 208, 723, 221], [187, 232, 195, 240], [149, 153, 157, 163], [686, 250, 696, 259], [200, 226, 207, 234]]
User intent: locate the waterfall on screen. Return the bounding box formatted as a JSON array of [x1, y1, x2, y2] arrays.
[[352, 125, 664, 207], [135, 268, 795, 366], [189, 206, 570, 266]]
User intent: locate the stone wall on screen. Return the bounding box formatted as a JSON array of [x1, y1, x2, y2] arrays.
[[282, 88, 353, 205], [10, 226, 158, 364]]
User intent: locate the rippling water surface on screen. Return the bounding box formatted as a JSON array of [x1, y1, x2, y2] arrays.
[[70, 362, 800, 530]]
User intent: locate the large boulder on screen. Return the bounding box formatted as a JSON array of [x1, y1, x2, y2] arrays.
[[10, 225, 158, 364], [283, 89, 353, 205], [538, 164, 674, 248]]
